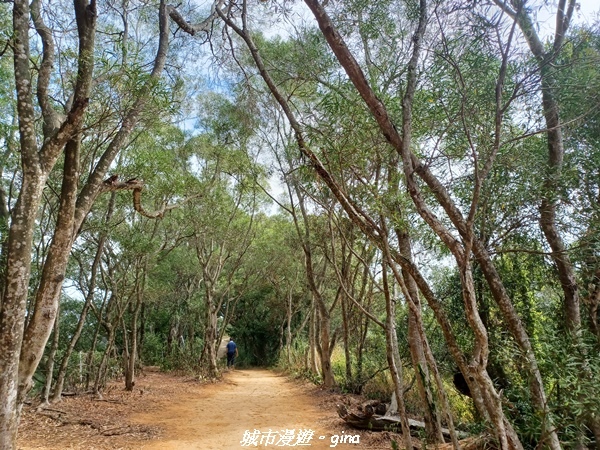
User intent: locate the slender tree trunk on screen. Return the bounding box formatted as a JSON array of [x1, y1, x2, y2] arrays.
[[397, 230, 444, 444], [286, 290, 293, 366], [297, 192, 336, 388], [41, 310, 60, 405], [341, 294, 352, 384], [498, 0, 580, 332], [94, 325, 115, 394], [52, 241, 103, 400], [309, 302, 319, 375], [85, 322, 100, 391], [54, 194, 115, 400], [382, 260, 413, 450], [316, 296, 335, 389], [125, 302, 141, 390], [125, 260, 145, 390]]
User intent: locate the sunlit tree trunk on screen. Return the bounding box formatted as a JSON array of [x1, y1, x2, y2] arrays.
[[397, 230, 444, 443], [381, 260, 414, 450]]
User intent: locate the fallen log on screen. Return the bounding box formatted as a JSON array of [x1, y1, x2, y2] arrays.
[[336, 404, 467, 440]]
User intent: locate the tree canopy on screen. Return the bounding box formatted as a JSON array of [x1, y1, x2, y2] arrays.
[[1, 0, 600, 448]]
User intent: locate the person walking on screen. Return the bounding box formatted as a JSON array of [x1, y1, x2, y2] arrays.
[[226, 337, 238, 369]]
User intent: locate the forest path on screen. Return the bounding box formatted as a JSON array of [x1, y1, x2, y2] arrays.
[[132, 369, 353, 449]]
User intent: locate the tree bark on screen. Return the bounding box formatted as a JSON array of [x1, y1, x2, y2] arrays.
[[51, 194, 115, 402], [382, 259, 414, 450], [493, 0, 580, 333], [298, 1, 554, 447], [41, 310, 60, 405], [125, 261, 145, 391], [0, 0, 91, 439], [397, 231, 444, 444]]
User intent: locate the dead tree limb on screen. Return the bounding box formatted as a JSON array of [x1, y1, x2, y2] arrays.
[[100, 176, 200, 219]]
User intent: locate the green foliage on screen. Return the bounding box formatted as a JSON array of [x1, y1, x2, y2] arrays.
[[543, 331, 600, 447], [229, 285, 282, 367], [9, 1, 598, 447]]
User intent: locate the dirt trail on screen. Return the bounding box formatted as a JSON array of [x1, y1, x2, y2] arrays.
[[133, 369, 359, 450], [18, 369, 379, 450]]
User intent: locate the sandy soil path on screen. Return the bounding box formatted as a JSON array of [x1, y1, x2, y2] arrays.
[[133, 369, 356, 450], [18, 369, 380, 449]]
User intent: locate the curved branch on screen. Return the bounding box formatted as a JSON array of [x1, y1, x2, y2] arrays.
[[31, 0, 61, 137], [165, 0, 229, 36], [100, 177, 200, 219]]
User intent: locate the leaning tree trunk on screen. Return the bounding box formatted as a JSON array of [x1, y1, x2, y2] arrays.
[[18, 0, 172, 412], [397, 230, 445, 444], [297, 0, 555, 447], [51, 194, 114, 402], [0, 0, 90, 437], [296, 188, 336, 389], [15, 0, 97, 416], [381, 260, 414, 450], [386, 240, 461, 448], [0, 1, 172, 445]]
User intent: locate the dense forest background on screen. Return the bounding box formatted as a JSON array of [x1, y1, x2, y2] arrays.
[[1, 0, 600, 448]]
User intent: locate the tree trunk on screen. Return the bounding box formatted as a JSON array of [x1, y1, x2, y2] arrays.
[[500, 0, 580, 333], [19, 139, 81, 402], [317, 296, 335, 389], [94, 325, 115, 394], [382, 260, 413, 450], [341, 294, 352, 384], [397, 230, 444, 444], [297, 189, 336, 388], [53, 195, 114, 401], [201, 285, 219, 377], [49, 161, 95, 402], [125, 261, 145, 391], [286, 290, 293, 366], [41, 311, 61, 405], [309, 302, 319, 375], [0, 1, 174, 447], [0, 174, 47, 448], [85, 310, 103, 391]]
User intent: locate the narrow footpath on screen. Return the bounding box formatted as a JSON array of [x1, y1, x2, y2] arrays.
[[134, 369, 361, 450]]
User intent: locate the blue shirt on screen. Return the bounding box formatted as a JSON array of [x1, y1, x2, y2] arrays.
[[226, 341, 237, 354]]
